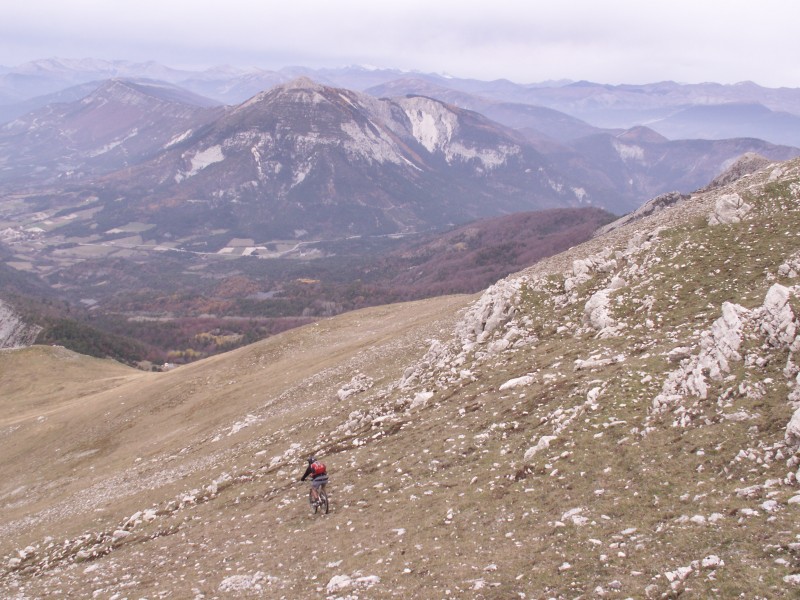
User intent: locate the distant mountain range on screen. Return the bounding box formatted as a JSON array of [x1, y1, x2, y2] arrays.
[[3, 58, 800, 146], [1, 74, 797, 250]]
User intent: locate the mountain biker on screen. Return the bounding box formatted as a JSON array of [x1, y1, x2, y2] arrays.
[[300, 456, 328, 504]]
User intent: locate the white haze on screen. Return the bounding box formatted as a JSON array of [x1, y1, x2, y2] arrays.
[[1, 0, 799, 87]]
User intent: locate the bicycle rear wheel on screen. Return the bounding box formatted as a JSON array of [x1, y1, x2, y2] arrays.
[[318, 489, 329, 514]]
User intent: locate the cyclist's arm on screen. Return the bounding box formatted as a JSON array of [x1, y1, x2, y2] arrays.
[[300, 465, 313, 481]]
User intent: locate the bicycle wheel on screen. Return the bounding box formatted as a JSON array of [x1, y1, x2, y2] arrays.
[[309, 489, 319, 514], [318, 489, 329, 514]]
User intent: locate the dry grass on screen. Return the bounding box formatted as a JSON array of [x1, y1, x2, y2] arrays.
[[1, 160, 800, 599]]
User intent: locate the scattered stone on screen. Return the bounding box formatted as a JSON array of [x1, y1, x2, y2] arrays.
[[499, 375, 534, 390], [219, 572, 266, 592], [701, 555, 724, 569], [524, 436, 557, 461]]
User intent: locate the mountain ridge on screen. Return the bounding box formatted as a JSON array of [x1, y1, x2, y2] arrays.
[[0, 78, 223, 186], [4, 58, 800, 143], [3, 75, 798, 251]]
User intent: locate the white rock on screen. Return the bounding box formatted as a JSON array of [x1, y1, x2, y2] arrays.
[[760, 500, 780, 512], [786, 406, 800, 448], [587, 387, 602, 406], [621, 528, 638, 535], [701, 555, 724, 569], [735, 485, 764, 498], [142, 509, 158, 522], [689, 515, 706, 525], [524, 436, 557, 461], [664, 566, 693, 582], [355, 575, 381, 587], [410, 390, 434, 409], [499, 375, 534, 391], [564, 508, 592, 525], [337, 373, 374, 400], [652, 301, 747, 412], [608, 276, 627, 290], [758, 284, 797, 347], [584, 289, 615, 332], [327, 574, 353, 593], [219, 572, 266, 592], [112, 530, 131, 542], [708, 193, 752, 225]]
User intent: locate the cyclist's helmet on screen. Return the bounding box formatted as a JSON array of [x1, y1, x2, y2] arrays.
[[307, 456, 316, 464]]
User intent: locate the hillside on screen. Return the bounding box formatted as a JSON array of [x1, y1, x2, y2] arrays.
[[0, 79, 223, 186], [0, 205, 613, 365], [2, 158, 800, 598]]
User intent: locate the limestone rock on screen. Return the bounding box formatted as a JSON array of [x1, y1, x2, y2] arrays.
[[787, 407, 800, 449], [708, 193, 752, 225], [757, 284, 798, 348]]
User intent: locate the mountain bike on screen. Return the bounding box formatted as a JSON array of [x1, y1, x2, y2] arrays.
[[309, 485, 329, 514]]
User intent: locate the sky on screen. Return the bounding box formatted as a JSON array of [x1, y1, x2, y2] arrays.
[[2, 0, 800, 87]]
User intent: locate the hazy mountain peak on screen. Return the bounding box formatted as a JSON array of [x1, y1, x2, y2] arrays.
[[82, 78, 149, 103], [616, 125, 668, 144], [279, 75, 327, 92], [80, 78, 219, 108]]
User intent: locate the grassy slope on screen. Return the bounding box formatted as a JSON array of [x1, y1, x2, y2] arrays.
[[1, 160, 799, 598]]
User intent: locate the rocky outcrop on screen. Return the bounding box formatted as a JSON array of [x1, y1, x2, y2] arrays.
[[651, 284, 800, 435], [697, 152, 773, 192], [652, 301, 748, 411], [0, 299, 41, 348], [707, 193, 753, 225], [337, 373, 374, 401], [595, 191, 688, 237]]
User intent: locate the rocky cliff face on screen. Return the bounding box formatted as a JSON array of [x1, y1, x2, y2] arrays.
[[0, 299, 40, 348]]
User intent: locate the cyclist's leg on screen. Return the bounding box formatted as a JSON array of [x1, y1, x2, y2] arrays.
[[311, 480, 320, 502]]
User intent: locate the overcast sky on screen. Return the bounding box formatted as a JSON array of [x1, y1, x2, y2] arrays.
[[2, 0, 799, 87]]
